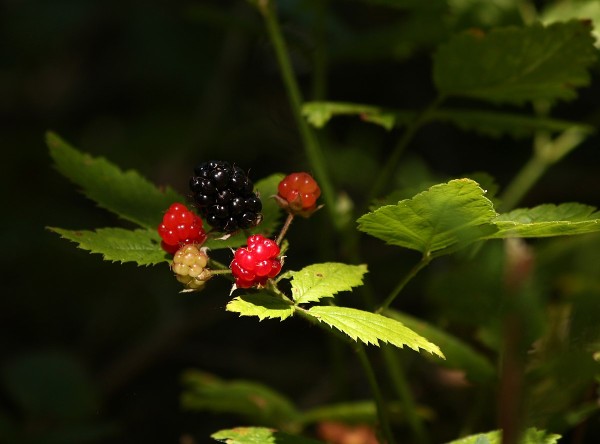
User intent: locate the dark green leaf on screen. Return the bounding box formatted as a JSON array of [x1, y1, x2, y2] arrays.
[[48, 227, 167, 266], [433, 21, 598, 104], [47, 132, 185, 229]]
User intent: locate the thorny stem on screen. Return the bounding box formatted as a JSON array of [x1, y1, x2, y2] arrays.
[[257, 1, 339, 228], [376, 254, 432, 314], [276, 213, 295, 246]]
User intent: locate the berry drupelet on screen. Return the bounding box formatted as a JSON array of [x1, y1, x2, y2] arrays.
[[189, 161, 262, 233], [158, 203, 207, 254], [230, 234, 282, 289]]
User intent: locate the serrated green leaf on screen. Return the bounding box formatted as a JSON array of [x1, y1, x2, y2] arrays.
[[542, 0, 600, 48], [48, 227, 167, 266], [433, 21, 598, 105], [358, 179, 498, 255], [289, 263, 368, 304], [212, 427, 324, 444], [301, 101, 414, 130], [226, 293, 295, 321], [47, 132, 185, 229], [431, 108, 595, 139], [490, 203, 600, 239], [181, 370, 300, 429], [305, 306, 444, 357], [384, 309, 495, 383], [445, 427, 561, 444], [204, 174, 284, 250]]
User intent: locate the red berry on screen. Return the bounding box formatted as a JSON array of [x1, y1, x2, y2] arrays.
[[158, 203, 207, 254], [277, 172, 321, 212], [230, 234, 281, 288]]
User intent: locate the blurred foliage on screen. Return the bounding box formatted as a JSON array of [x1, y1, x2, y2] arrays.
[[3, 0, 600, 443]]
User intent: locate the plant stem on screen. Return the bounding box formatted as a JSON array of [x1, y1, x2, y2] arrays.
[[366, 95, 444, 205], [498, 127, 588, 212], [258, 1, 339, 228], [276, 213, 295, 246], [381, 344, 428, 444], [376, 254, 432, 314]]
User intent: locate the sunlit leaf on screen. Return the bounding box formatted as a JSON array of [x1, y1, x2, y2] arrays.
[[445, 427, 560, 444], [212, 427, 323, 444], [302, 101, 414, 130], [289, 263, 368, 304], [226, 293, 295, 321]]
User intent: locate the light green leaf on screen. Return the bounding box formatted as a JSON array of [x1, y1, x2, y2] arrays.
[[204, 174, 284, 250], [384, 309, 495, 383], [48, 227, 167, 266], [289, 263, 368, 304], [431, 108, 595, 139], [433, 21, 598, 105], [357, 179, 498, 255], [226, 293, 295, 321], [301, 101, 414, 130], [305, 306, 444, 357], [181, 370, 300, 429], [542, 0, 600, 48], [212, 427, 324, 444], [445, 427, 560, 444], [47, 132, 185, 229], [490, 203, 600, 239]]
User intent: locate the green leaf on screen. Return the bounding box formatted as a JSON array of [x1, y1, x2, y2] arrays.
[[289, 263, 368, 304], [542, 0, 600, 48], [302, 101, 414, 130], [204, 174, 285, 250], [48, 227, 167, 266], [445, 427, 561, 444], [212, 427, 324, 444], [384, 309, 495, 384], [357, 179, 498, 255], [47, 132, 185, 229], [490, 203, 600, 239], [181, 371, 300, 429], [433, 21, 598, 105], [226, 293, 295, 321], [305, 306, 444, 357], [431, 108, 595, 139]]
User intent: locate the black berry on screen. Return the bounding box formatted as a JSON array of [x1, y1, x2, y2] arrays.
[[190, 161, 262, 233]]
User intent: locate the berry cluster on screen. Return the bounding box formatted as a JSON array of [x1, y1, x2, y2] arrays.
[[190, 161, 262, 233], [158, 203, 207, 254], [277, 172, 321, 213], [230, 235, 282, 288], [172, 245, 211, 290]]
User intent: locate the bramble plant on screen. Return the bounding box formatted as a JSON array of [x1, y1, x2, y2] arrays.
[[47, 1, 600, 443]]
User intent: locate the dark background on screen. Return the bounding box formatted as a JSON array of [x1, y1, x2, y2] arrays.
[[2, 0, 599, 443]]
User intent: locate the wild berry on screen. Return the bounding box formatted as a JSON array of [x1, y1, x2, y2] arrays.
[[158, 203, 207, 254], [230, 234, 282, 288], [189, 161, 262, 233], [172, 244, 212, 290], [277, 172, 321, 213]]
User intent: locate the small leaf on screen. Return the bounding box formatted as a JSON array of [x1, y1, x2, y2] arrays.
[[433, 21, 598, 105], [181, 370, 300, 429], [358, 179, 498, 255], [226, 293, 295, 321], [48, 227, 167, 266], [444, 427, 561, 444], [431, 108, 595, 139], [47, 132, 185, 229], [289, 263, 368, 304], [305, 306, 444, 357], [212, 427, 324, 444], [204, 174, 284, 250], [302, 101, 414, 130], [384, 309, 495, 383], [490, 203, 600, 239]]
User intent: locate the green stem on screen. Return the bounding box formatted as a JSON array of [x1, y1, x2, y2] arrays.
[[498, 127, 587, 212], [381, 345, 428, 444], [367, 95, 445, 205], [276, 213, 295, 246], [377, 254, 432, 314], [258, 2, 339, 228]]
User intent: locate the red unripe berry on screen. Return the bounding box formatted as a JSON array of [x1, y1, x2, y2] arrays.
[[230, 234, 281, 288], [158, 203, 207, 254], [277, 172, 321, 212]]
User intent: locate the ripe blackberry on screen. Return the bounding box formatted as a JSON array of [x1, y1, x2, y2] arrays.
[[277, 172, 321, 213], [172, 244, 212, 291], [189, 161, 262, 233], [158, 203, 207, 254], [230, 234, 282, 289]]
